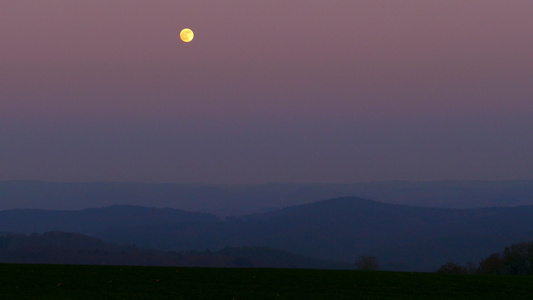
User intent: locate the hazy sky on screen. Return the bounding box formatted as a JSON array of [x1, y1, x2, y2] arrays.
[[2, 1, 533, 184]]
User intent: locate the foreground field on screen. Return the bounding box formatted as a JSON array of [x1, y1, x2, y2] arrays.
[[1, 263, 532, 299]]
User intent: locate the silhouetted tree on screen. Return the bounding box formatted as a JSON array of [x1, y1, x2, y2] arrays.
[[476, 241, 533, 275], [437, 262, 467, 274], [501, 243, 533, 275], [477, 253, 504, 274], [355, 255, 379, 271]]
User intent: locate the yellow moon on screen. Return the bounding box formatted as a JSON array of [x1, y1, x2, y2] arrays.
[[180, 28, 194, 43]]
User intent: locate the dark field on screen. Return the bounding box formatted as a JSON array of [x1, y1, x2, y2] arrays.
[[1, 263, 532, 299]]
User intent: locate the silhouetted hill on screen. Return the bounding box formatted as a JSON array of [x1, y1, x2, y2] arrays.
[[0, 232, 349, 269], [94, 197, 533, 271], [3, 197, 533, 271], [0, 205, 219, 235], [2, 180, 533, 216]]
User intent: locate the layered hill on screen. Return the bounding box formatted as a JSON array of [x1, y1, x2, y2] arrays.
[[2, 198, 533, 271], [0, 231, 348, 269], [2, 180, 533, 216], [0, 205, 219, 235]]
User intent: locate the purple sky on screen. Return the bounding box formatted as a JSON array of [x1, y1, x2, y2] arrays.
[[1, 1, 533, 184]]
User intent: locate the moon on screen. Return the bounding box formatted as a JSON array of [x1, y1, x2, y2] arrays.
[[180, 28, 194, 43]]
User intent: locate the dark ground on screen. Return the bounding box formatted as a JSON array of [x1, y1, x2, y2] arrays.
[[1, 263, 532, 299]]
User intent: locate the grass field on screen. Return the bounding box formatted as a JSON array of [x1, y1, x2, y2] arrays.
[[1, 263, 532, 299]]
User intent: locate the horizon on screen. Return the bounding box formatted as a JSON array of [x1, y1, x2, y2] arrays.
[[3, 178, 533, 186], [2, 179, 533, 214]]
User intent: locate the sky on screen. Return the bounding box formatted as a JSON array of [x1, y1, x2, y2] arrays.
[[1, 0, 533, 184]]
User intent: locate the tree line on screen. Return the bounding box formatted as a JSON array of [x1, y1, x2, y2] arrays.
[[437, 240, 533, 275]]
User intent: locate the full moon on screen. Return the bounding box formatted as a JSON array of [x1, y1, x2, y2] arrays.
[[180, 28, 194, 43]]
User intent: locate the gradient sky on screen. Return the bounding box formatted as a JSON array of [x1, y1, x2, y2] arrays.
[[1, 1, 533, 184]]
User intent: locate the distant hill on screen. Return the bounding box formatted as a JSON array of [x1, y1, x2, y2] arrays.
[[2, 180, 533, 216], [93, 198, 533, 271], [2, 198, 533, 271], [0, 232, 349, 269], [0, 205, 219, 235]]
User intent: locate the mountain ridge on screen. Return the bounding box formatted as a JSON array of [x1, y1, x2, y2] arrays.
[[1, 197, 533, 271], [2, 180, 533, 216]]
